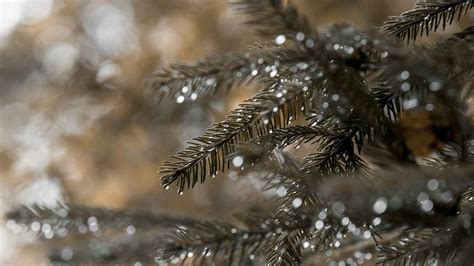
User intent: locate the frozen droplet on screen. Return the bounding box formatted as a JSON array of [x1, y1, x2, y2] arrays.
[[275, 35, 286, 45], [263, 119, 269, 125], [251, 69, 258, 76], [232, 156, 244, 167], [164, 185, 170, 190], [331, 94, 340, 101], [373, 197, 388, 214], [272, 107, 279, 112], [190, 93, 198, 100], [176, 95, 185, 104], [322, 102, 329, 109], [187, 252, 194, 258], [276, 92, 283, 98], [178, 191, 183, 195], [292, 198, 303, 208], [181, 86, 189, 94]]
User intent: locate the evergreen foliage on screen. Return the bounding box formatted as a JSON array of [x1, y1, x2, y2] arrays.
[[5, 0, 474, 265]]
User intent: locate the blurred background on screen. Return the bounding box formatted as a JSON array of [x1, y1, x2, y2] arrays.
[[0, 0, 472, 264]]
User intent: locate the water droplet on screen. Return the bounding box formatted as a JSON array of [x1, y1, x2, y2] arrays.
[[251, 69, 258, 76], [401, 82, 411, 91], [372, 217, 382, 226], [181, 86, 189, 94], [276, 186, 287, 197], [31, 221, 41, 232], [187, 252, 194, 258], [341, 217, 350, 226], [296, 32, 305, 41], [190, 93, 198, 100], [270, 69, 278, 77], [60, 247, 74, 261], [276, 92, 283, 98], [272, 107, 279, 112], [421, 200, 434, 212], [305, 39, 314, 48], [164, 185, 170, 190], [232, 156, 244, 167], [400, 71, 410, 80], [275, 35, 286, 45], [302, 241, 310, 249], [126, 225, 136, 235], [429, 81, 442, 91], [292, 198, 303, 208], [373, 197, 388, 214], [427, 179, 439, 191], [315, 220, 324, 230], [176, 95, 185, 104]]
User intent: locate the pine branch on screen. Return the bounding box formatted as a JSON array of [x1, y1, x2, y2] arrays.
[[235, 125, 331, 163], [232, 0, 316, 44], [5, 204, 196, 238], [160, 77, 317, 193], [144, 45, 312, 103], [381, 0, 474, 42]]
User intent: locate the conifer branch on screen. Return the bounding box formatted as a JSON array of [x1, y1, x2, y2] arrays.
[[232, 0, 316, 44], [144, 46, 311, 103], [6, 205, 195, 238], [382, 0, 473, 42], [160, 77, 317, 193]]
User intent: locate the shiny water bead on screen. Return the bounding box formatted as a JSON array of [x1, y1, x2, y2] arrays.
[[400, 71, 410, 80], [126, 225, 136, 235], [276, 186, 287, 197], [302, 241, 310, 249], [292, 198, 303, 208], [60, 247, 74, 261], [429, 81, 442, 91], [176, 95, 185, 103], [315, 220, 324, 230], [232, 156, 244, 167], [275, 35, 286, 45], [373, 197, 388, 214], [296, 32, 305, 41]]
